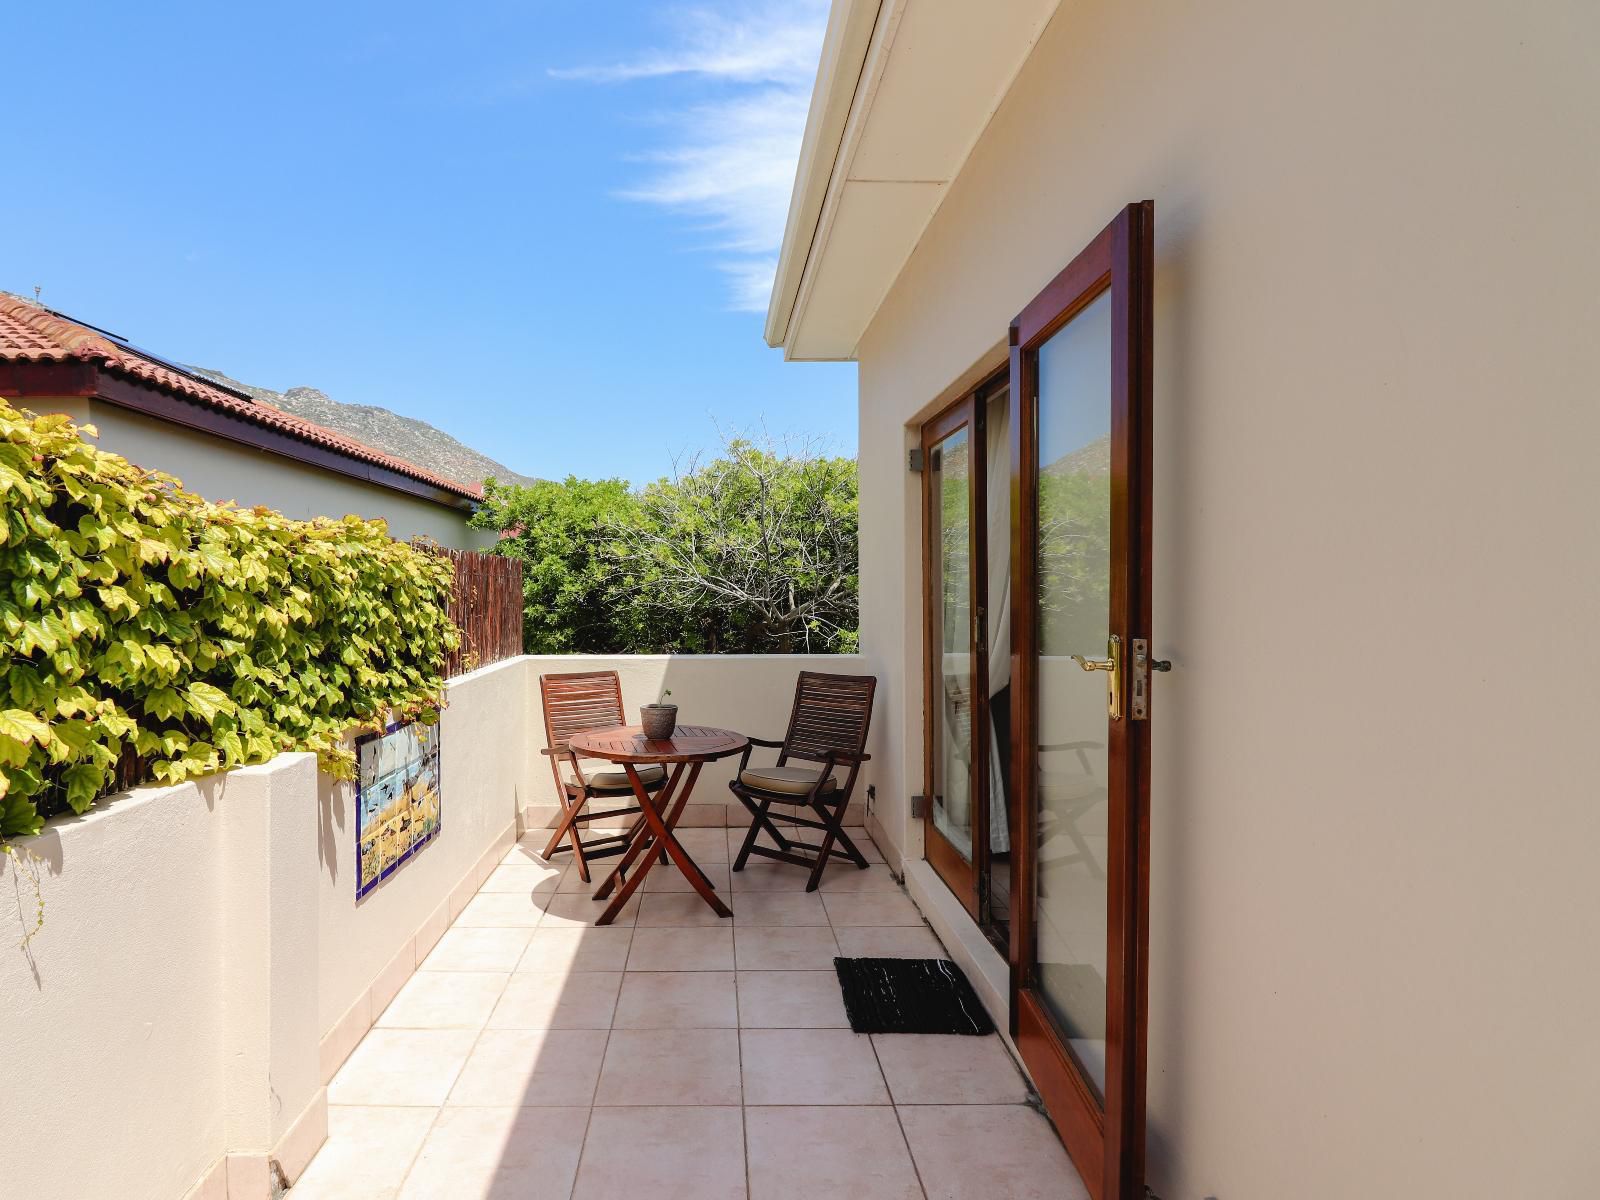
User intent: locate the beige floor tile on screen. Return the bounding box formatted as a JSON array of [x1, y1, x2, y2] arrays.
[[556, 863, 604, 893], [419, 926, 535, 972], [733, 892, 828, 926], [898, 1104, 1089, 1200], [873, 1034, 1029, 1104], [644, 861, 733, 892], [833, 927, 947, 960], [746, 1105, 921, 1200], [733, 926, 840, 971], [672, 828, 731, 863], [730, 863, 816, 892], [740, 1028, 889, 1105], [398, 1105, 589, 1199], [540, 891, 639, 928], [627, 926, 736, 971], [478, 862, 562, 895], [821, 891, 925, 927], [327, 1028, 477, 1106], [636, 890, 732, 927], [613, 970, 738, 1028], [594, 1028, 743, 1105], [454, 889, 551, 928], [487, 970, 621, 1029], [375, 971, 508, 1031], [852, 835, 887, 864], [516, 926, 633, 973], [573, 1106, 746, 1200], [286, 1105, 436, 1200], [736, 971, 849, 1028], [503, 838, 558, 865], [818, 863, 903, 892], [554, 857, 642, 894], [446, 1027, 609, 1107]]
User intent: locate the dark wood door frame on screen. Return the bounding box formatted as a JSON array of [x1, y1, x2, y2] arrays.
[[1008, 201, 1153, 1200], [920, 393, 987, 919]]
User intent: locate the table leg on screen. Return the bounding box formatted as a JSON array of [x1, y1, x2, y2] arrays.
[[597, 760, 731, 924], [593, 762, 687, 902], [638, 761, 729, 917]]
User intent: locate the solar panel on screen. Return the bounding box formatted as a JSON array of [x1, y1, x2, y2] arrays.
[[43, 306, 257, 403]]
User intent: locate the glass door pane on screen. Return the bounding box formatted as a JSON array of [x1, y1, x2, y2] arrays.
[[929, 425, 976, 865], [1034, 288, 1113, 1096]]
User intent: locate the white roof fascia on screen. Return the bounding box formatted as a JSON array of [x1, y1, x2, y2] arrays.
[[764, 0, 884, 350]]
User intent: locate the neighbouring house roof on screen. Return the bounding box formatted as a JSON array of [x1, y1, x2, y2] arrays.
[[764, 0, 1062, 361], [0, 293, 481, 507]]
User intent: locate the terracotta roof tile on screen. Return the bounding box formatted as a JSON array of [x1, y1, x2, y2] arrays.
[[0, 294, 481, 502]]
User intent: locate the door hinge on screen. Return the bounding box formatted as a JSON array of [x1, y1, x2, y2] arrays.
[[908, 447, 925, 472], [910, 794, 928, 818]]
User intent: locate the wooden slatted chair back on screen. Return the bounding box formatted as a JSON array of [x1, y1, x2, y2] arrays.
[[780, 671, 877, 764], [541, 670, 626, 751]]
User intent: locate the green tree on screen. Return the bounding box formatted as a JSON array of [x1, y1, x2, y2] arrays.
[[474, 435, 859, 654], [622, 438, 859, 653], [471, 477, 644, 653]]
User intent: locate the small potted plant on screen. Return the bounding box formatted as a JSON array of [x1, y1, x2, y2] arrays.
[[641, 688, 678, 740]]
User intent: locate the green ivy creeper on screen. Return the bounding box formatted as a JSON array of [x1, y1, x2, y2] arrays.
[[0, 398, 459, 841]]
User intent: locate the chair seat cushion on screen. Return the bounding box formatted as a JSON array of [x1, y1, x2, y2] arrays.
[[567, 764, 666, 791], [739, 764, 839, 796]]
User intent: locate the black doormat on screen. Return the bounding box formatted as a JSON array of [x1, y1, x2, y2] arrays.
[[833, 957, 995, 1035]]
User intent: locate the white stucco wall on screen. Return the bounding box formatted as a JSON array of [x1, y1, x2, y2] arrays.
[[852, 2, 1600, 1196], [0, 772, 232, 1200], [13, 394, 492, 549], [316, 657, 528, 1036], [0, 658, 526, 1200], [520, 655, 878, 832]]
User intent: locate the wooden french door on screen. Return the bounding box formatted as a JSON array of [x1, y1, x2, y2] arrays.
[[1009, 202, 1154, 1200], [920, 393, 987, 917]]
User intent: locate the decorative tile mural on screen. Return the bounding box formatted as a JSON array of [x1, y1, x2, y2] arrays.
[[355, 721, 441, 899]]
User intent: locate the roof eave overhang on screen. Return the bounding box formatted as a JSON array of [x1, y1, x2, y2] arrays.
[[763, 0, 882, 354], [764, 0, 1063, 363], [0, 359, 479, 512]]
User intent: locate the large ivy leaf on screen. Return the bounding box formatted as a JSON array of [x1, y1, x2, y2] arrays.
[[0, 709, 51, 747], [185, 683, 235, 725]]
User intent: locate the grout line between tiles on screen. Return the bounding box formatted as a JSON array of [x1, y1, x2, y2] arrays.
[[389, 897, 497, 1197], [869, 1022, 932, 1200], [567, 1020, 612, 1200], [739, 1024, 752, 1200]]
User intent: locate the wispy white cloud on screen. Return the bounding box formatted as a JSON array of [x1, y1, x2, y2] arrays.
[[553, 2, 828, 312]]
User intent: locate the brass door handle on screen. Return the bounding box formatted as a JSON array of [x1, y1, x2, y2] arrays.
[[1072, 635, 1123, 720]]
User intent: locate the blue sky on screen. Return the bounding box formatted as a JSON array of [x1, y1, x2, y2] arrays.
[[1, 0, 854, 484]]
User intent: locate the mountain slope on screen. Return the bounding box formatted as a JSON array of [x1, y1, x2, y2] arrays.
[[190, 368, 538, 490]]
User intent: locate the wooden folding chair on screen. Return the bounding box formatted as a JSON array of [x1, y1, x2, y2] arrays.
[[538, 670, 666, 882], [730, 671, 877, 891]]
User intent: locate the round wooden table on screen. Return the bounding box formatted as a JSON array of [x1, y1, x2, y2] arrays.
[[567, 724, 749, 925]]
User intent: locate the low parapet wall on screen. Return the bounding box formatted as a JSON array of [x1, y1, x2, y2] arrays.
[[0, 656, 528, 1200]]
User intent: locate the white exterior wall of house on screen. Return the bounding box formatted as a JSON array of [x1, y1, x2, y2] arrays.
[[831, 1, 1600, 1196], [23, 394, 493, 550]]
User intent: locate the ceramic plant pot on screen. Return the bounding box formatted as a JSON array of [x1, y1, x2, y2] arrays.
[[640, 704, 678, 740]]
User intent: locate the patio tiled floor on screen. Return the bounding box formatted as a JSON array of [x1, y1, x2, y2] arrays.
[[291, 827, 1088, 1199]]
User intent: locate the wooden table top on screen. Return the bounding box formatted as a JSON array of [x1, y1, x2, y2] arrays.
[[568, 724, 749, 765]]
